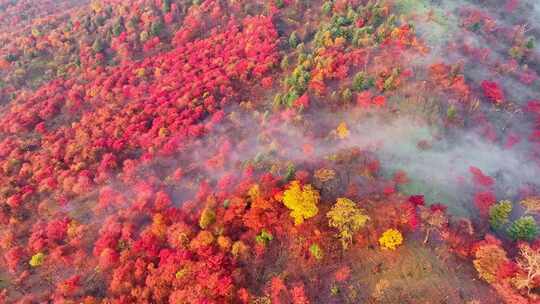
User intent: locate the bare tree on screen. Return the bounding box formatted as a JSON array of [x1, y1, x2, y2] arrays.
[[515, 244, 540, 295]]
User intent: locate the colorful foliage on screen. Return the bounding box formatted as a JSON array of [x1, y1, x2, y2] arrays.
[[327, 198, 370, 249], [282, 181, 320, 225], [29, 252, 45, 267], [378, 229, 403, 251], [507, 216, 539, 242], [481, 81, 505, 104], [520, 197, 540, 215], [473, 240, 509, 283], [489, 200, 513, 230]]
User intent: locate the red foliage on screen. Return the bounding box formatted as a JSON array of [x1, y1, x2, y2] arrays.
[[270, 277, 288, 303], [56, 275, 81, 297], [46, 218, 69, 242], [402, 201, 420, 231], [154, 190, 172, 211], [474, 191, 496, 216], [472, 234, 503, 254], [481, 81, 505, 104], [291, 282, 310, 304], [409, 195, 425, 206], [372, 95, 386, 107], [356, 91, 386, 108], [261, 77, 273, 88], [356, 90, 372, 108], [497, 260, 519, 280], [294, 93, 310, 108], [334, 266, 351, 282], [4, 246, 24, 273], [393, 170, 409, 184], [469, 166, 494, 187], [430, 203, 448, 213]]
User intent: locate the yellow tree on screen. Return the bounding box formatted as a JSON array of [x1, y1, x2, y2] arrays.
[[327, 198, 370, 249], [282, 181, 320, 225], [473, 244, 508, 283], [379, 229, 403, 250]]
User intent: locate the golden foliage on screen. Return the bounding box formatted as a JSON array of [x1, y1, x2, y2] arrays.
[[151, 213, 167, 239], [282, 181, 320, 225], [29, 252, 45, 267], [473, 244, 508, 283], [327, 198, 370, 249], [378, 229, 403, 250], [231, 241, 248, 258], [336, 122, 350, 139], [90, 1, 103, 13], [217, 236, 232, 251], [190, 231, 214, 251], [199, 207, 216, 229], [248, 184, 261, 201]]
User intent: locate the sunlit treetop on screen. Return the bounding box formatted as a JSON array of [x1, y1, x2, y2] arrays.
[[281, 180, 320, 225], [327, 197, 370, 249]]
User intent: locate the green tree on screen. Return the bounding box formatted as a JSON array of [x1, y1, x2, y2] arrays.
[[289, 31, 299, 49], [112, 19, 124, 37], [489, 200, 512, 230], [162, 0, 172, 12], [352, 71, 374, 91], [322, 1, 333, 15], [508, 216, 538, 241], [255, 229, 273, 245], [309, 243, 323, 260], [150, 19, 165, 37], [92, 38, 106, 53], [526, 37, 535, 49]]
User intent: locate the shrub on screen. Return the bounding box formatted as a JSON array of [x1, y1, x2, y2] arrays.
[[379, 229, 403, 250], [289, 31, 299, 49], [92, 38, 106, 53], [112, 19, 123, 37], [309, 244, 323, 260], [336, 122, 350, 139], [29, 252, 45, 267], [322, 1, 333, 15], [255, 230, 273, 245]]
